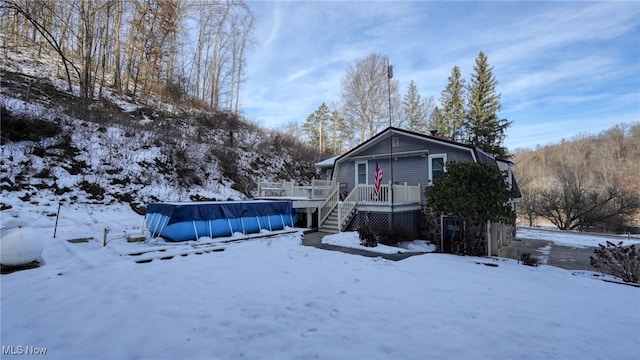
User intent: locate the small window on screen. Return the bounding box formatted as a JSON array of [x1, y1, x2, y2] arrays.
[[392, 136, 399, 147], [355, 161, 368, 185], [428, 154, 447, 184]]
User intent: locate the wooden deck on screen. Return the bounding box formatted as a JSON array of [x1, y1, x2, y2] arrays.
[[257, 179, 335, 200], [257, 180, 422, 232]]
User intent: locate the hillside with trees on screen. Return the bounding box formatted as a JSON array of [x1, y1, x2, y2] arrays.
[[0, 38, 319, 214], [1, 0, 254, 112], [513, 123, 640, 232]]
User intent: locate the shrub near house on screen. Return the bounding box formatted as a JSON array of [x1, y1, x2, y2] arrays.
[[425, 161, 517, 256]]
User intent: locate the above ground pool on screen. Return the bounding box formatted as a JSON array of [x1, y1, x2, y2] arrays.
[[145, 200, 297, 242]]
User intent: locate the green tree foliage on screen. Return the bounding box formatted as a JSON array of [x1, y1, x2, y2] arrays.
[[465, 52, 511, 158], [328, 109, 348, 155], [402, 80, 429, 133], [425, 161, 517, 256], [302, 103, 330, 153], [433, 66, 466, 141]]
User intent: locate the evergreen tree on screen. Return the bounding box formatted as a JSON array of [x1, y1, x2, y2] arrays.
[[465, 51, 512, 158], [435, 66, 466, 141], [402, 80, 428, 133], [302, 103, 330, 153], [328, 109, 347, 155], [430, 106, 443, 133]]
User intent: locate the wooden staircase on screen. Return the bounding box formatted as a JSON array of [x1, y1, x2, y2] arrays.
[[317, 182, 421, 233], [318, 201, 358, 233], [319, 207, 339, 233]]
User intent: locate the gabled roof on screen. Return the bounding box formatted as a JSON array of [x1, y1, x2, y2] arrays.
[[333, 126, 498, 166]]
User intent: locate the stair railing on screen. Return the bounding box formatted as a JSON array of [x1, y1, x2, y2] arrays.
[[318, 183, 340, 226], [337, 185, 364, 231]]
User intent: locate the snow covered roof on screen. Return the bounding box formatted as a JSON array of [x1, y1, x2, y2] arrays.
[[315, 155, 339, 168]]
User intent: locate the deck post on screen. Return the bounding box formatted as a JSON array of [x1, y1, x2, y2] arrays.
[[404, 182, 408, 203], [311, 179, 315, 200], [338, 203, 342, 232]]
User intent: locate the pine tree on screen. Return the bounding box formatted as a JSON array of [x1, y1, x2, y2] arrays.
[[328, 109, 347, 155], [465, 51, 511, 158], [435, 66, 466, 141], [302, 103, 330, 153], [402, 80, 428, 133]]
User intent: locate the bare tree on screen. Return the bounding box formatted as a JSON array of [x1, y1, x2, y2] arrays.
[[229, 6, 254, 113], [341, 52, 399, 143], [188, 0, 252, 111], [536, 167, 639, 231], [2, 0, 254, 113], [1, 0, 81, 92]]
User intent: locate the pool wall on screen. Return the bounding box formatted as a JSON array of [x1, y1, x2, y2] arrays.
[[145, 201, 297, 242]]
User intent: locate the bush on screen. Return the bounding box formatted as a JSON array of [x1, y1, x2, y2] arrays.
[[590, 241, 640, 284], [79, 180, 105, 201], [520, 252, 540, 267], [358, 225, 377, 247]]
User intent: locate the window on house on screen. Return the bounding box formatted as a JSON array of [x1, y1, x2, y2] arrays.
[[355, 161, 368, 185], [428, 154, 447, 184], [392, 136, 399, 147]]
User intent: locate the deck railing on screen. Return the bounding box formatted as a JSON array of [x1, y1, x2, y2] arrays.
[[392, 182, 422, 204], [257, 179, 335, 199], [346, 182, 421, 205], [334, 182, 421, 231], [319, 184, 340, 225]]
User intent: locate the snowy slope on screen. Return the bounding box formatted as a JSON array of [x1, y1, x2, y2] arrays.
[[1, 38, 319, 211]]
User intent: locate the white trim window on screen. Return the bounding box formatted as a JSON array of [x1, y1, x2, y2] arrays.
[[428, 154, 447, 185], [355, 160, 368, 185]]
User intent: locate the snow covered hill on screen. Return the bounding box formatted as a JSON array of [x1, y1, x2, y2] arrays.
[[1, 43, 319, 213]]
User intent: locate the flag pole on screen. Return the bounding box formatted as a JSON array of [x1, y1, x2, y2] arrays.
[[387, 58, 394, 236]]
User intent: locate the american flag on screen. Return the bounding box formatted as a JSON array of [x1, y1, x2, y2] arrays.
[[373, 162, 383, 199]]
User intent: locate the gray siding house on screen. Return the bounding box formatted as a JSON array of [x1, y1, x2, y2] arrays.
[[258, 126, 520, 255]]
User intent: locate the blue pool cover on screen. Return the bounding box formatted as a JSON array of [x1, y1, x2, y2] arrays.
[[145, 200, 297, 242]]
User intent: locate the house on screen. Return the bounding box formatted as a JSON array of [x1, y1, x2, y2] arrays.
[[257, 126, 521, 256]]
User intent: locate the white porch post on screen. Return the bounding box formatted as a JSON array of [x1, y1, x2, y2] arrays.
[[486, 221, 491, 257]]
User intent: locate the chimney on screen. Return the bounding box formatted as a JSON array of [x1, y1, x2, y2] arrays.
[[430, 130, 439, 136]]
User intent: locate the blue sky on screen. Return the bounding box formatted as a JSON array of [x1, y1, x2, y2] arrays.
[[242, 1, 640, 150]]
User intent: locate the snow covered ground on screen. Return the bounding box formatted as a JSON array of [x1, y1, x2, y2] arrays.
[[517, 226, 640, 248], [321, 231, 437, 253], [1, 197, 639, 360]]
